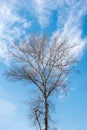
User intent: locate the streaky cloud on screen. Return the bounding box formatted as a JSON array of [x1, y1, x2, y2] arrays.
[[0, 0, 87, 64], [0, 0, 32, 64], [54, 0, 87, 58]]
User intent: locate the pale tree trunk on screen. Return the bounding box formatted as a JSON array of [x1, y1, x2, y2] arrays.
[[44, 94, 48, 130]]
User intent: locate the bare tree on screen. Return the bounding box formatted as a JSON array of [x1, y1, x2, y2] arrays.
[[5, 34, 78, 130]]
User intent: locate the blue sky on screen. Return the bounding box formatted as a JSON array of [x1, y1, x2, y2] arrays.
[[0, 0, 87, 130]]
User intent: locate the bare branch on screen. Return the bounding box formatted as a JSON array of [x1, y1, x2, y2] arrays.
[[5, 34, 78, 130]]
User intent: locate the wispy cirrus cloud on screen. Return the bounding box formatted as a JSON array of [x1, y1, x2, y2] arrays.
[[0, 0, 31, 63], [30, 0, 57, 28], [57, 0, 87, 32], [0, 1, 31, 41], [54, 0, 87, 58], [0, 0, 87, 64]]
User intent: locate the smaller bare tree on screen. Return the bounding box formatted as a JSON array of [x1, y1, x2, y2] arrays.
[[5, 34, 78, 130]]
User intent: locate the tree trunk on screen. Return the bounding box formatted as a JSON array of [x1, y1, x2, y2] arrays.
[[44, 96, 48, 130]]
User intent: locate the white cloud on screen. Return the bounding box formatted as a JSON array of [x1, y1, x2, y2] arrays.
[[35, 0, 56, 27], [29, 0, 87, 59], [0, 0, 32, 64], [53, 0, 87, 59], [0, 0, 87, 64], [0, 41, 9, 64], [29, 0, 57, 28], [2, 8, 30, 38]]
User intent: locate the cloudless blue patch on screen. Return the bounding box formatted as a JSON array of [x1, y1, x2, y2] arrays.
[[81, 14, 87, 38], [25, 19, 41, 35]]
